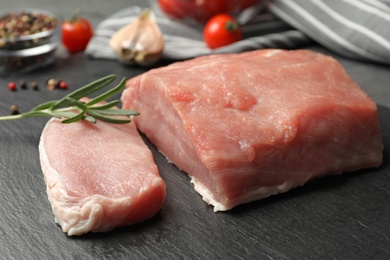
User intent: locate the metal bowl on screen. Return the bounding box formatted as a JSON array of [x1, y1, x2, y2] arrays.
[[0, 9, 60, 76]]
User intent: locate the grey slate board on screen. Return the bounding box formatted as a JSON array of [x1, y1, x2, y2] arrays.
[[0, 45, 389, 260]]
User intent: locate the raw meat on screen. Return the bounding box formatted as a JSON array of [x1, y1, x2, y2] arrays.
[[39, 118, 166, 236], [121, 49, 383, 212]]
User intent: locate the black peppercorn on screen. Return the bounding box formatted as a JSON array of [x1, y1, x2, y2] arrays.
[[10, 104, 19, 115], [31, 81, 39, 90], [19, 80, 27, 89]]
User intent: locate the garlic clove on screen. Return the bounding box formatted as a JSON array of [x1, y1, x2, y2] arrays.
[[109, 9, 164, 66]]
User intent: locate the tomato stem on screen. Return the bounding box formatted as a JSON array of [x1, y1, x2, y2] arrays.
[[69, 8, 82, 23], [225, 20, 240, 33]]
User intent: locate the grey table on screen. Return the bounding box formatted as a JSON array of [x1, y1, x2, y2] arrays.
[[0, 1, 389, 259]]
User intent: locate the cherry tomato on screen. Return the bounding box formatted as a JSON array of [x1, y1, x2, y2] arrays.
[[62, 17, 93, 53], [203, 14, 242, 49], [158, 0, 188, 20], [239, 0, 260, 9], [195, 1, 228, 22], [158, 0, 228, 23], [158, 0, 260, 23]]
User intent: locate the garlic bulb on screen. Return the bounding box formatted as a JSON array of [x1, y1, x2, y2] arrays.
[[109, 9, 164, 66]]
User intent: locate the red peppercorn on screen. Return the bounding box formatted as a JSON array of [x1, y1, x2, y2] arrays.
[[59, 81, 68, 90], [8, 82, 17, 91]]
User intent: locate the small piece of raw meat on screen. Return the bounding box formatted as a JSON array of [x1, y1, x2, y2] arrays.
[[121, 49, 383, 212], [39, 119, 166, 236]]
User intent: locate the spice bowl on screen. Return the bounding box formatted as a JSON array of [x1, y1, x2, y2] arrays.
[[0, 9, 60, 77]]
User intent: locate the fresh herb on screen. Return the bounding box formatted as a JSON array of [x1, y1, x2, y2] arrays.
[[0, 74, 139, 124]]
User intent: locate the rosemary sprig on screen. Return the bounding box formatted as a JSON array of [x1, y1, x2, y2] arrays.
[[0, 74, 139, 124]]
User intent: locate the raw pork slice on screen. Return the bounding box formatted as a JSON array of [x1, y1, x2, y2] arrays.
[[121, 49, 383, 212], [39, 118, 166, 236]]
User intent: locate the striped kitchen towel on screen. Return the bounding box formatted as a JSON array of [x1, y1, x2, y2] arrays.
[[269, 0, 390, 64], [85, 3, 309, 60], [86, 0, 390, 64]]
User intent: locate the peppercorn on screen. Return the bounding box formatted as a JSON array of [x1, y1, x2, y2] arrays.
[[59, 81, 68, 90], [47, 78, 57, 90], [8, 81, 17, 91], [55, 79, 62, 89], [10, 104, 19, 115], [31, 81, 39, 90], [19, 80, 27, 89]]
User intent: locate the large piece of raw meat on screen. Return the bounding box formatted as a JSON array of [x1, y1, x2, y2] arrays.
[[121, 49, 383, 211], [39, 119, 166, 235]]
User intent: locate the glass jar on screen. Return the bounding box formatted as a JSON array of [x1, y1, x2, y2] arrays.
[[0, 9, 60, 76]]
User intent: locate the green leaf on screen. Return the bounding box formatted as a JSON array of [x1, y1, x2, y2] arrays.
[[87, 110, 131, 124], [89, 108, 139, 116], [88, 100, 121, 110], [64, 97, 88, 111], [83, 115, 97, 124], [53, 74, 117, 109], [86, 77, 126, 106], [51, 111, 81, 119], [22, 110, 60, 119], [30, 100, 56, 111], [61, 111, 85, 124]]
